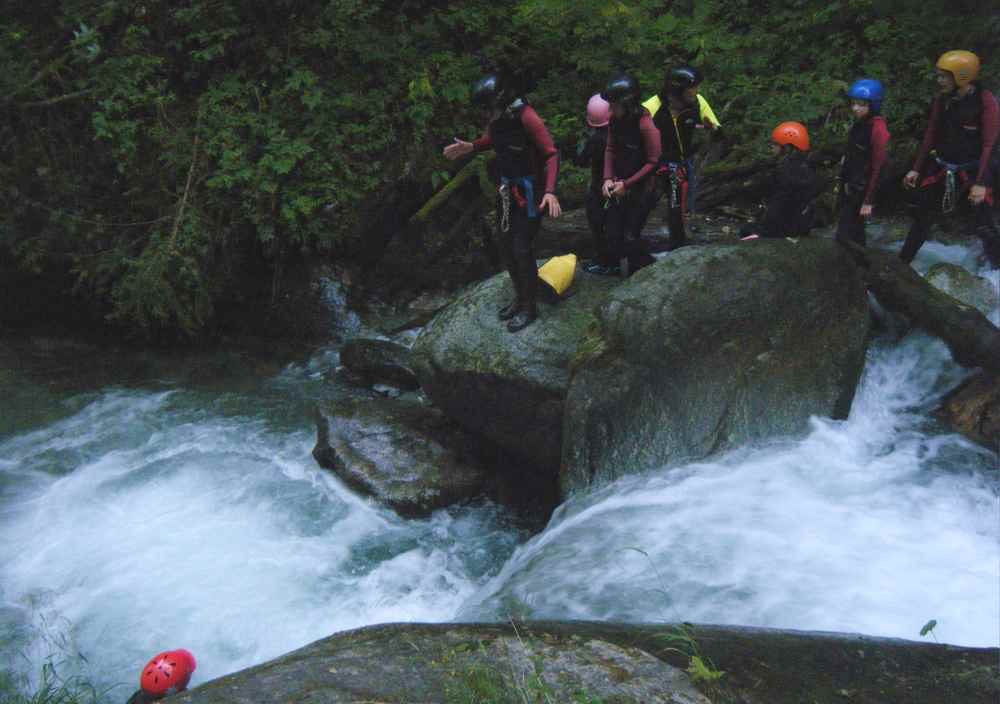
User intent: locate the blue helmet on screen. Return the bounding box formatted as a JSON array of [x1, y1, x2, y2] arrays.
[[847, 79, 884, 114]]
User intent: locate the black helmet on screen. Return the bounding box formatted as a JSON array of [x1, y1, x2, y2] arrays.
[[471, 74, 507, 110], [668, 65, 703, 95], [601, 73, 641, 104]]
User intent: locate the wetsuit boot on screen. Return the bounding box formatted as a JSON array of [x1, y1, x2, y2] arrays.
[[497, 222, 522, 321], [498, 298, 520, 321], [507, 254, 538, 332]]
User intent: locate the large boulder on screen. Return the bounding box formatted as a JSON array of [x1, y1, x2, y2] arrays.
[[173, 621, 999, 704], [561, 240, 870, 494], [409, 266, 620, 471], [312, 398, 495, 517], [411, 241, 870, 496]]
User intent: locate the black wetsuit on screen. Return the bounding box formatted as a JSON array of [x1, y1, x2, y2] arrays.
[[575, 127, 610, 265], [652, 99, 700, 249], [473, 101, 559, 318], [836, 116, 889, 247], [741, 152, 820, 239], [900, 85, 1000, 265], [604, 108, 661, 271]]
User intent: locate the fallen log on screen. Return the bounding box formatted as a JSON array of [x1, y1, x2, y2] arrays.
[[843, 242, 1000, 374]]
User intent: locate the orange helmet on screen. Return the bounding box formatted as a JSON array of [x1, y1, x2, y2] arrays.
[[936, 50, 980, 87], [771, 121, 810, 152]]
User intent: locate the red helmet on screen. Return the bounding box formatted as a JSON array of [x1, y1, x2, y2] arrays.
[[140, 649, 197, 696], [771, 121, 810, 152], [586, 93, 610, 128]]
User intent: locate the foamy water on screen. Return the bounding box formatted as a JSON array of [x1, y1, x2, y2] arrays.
[[1, 243, 997, 700]]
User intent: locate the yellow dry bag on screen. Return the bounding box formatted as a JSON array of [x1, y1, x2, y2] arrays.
[[537, 254, 577, 300]]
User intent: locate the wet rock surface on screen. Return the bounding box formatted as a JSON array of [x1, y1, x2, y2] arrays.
[[561, 239, 870, 494], [173, 621, 999, 704], [925, 262, 999, 317], [409, 261, 620, 472], [937, 372, 1000, 449], [312, 397, 495, 518], [409, 236, 869, 495], [339, 338, 420, 390]]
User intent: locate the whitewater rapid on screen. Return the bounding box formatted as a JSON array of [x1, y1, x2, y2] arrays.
[[0, 239, 997, 698]]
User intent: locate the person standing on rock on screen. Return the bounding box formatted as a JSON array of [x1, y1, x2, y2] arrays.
[[739, 122, 820, 240], [900, 50, 1000, 267], [645, 65, 722, 245], [835, 79, 890, 247], [594, 73, 661, 277], [576, 93, 613, 274], [444, 74, 562, 333]]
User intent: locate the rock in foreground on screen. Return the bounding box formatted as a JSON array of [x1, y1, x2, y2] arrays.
[[172, 621, 999, 704]]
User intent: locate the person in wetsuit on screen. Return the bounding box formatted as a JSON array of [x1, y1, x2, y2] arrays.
[[643, 65, 721, 219], [575, 93, 612, 272], [444, 74, 562, 332], [836, 79, 890, 247], [739, 122, 820, 240], [648, 66, 720, 250], [595, 73, 661, 277], [900, 50, 1000, 267]]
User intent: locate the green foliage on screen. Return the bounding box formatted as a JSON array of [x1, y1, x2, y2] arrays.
[[1, 0, 996, 339], [0, 662, 109, 704], [658, 624, 727, 685]]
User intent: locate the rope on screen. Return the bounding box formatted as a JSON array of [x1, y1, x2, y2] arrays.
[[942, 169, 957, 214], [499, 182, 511, 233]]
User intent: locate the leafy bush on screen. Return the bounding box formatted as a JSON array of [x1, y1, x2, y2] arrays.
[[1, 0, 996, 339]]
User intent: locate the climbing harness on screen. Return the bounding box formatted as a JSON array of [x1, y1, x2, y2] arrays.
[[932, 155, 978, 214], [498, 175, 538, 233], [658, 162, 687, 209], [499, 182, 511, 233]]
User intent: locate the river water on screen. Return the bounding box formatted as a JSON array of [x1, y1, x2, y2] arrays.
[[0, 242, 997, 699]]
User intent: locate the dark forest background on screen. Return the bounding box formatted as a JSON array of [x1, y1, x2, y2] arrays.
[[1, 0, 997, 340]]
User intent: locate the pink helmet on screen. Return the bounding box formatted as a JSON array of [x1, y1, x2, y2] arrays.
[[586, 93, 610, 128]]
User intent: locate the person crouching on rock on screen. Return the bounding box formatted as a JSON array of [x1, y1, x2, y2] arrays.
[[594, 73, 661, 277], [576, 93, 613, 274], [900, 50, 1000, 267], [444, 73, 562, 333], [739, 122, 820, 240], [126, 649, 196, 704], [836, 79, 890, 248]]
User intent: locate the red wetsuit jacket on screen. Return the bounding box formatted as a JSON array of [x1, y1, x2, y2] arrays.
[[472, 102, 559, 196], [603, 108, 661, 192], [841, 116, 890, 205], [912, 85, 999, 187]]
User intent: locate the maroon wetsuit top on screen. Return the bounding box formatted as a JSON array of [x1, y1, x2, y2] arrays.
[[603, 109, 661, 191], [472, 104, 559, 195], [912, 85, 999, 187], [860, 117, 890, 204]]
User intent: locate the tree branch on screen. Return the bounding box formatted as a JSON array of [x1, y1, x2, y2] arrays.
[[170, 111, 203, 245], [844, 242, 1000, 374], [18, 88, 95, 109]]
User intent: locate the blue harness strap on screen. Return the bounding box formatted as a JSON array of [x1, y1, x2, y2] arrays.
[[500, 175, 538, 219]]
